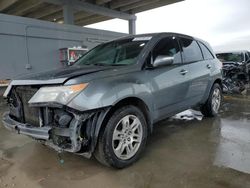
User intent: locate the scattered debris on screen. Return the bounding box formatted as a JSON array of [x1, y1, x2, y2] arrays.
[[37, 178, 45, 183], [11, 176, 16, 180], [57, 152, 64, 165], [59, 159, 64, 164], [171, 109, 203, 121]]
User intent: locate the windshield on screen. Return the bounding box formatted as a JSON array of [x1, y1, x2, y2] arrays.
[[75, 38, 149, 66], [216, 52, 244, 63]]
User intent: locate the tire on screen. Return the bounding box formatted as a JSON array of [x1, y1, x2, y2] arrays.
[[94, 105, 148, 168], [201, 83, 222, 117]]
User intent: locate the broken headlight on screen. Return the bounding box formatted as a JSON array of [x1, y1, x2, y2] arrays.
[[28, 83, 88, 105]]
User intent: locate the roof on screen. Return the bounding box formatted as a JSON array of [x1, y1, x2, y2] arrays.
[[119, 32, 195, 38], [216, 50, 250, 54], [0, 0, 183, 26]]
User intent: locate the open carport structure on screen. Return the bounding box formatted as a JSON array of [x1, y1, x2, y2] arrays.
[[0, 0, 182, 34], [0, 0, 182, 79], [1, 1, 250, 187]]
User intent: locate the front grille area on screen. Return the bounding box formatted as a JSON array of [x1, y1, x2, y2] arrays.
[[13, 86, 40, 126]]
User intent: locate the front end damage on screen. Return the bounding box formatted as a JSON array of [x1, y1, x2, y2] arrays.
[[222, 62, 249, 94], [2, 85, 110, 158]]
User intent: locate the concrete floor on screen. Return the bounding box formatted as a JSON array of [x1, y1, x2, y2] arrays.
[[1, 94, 250, 188]]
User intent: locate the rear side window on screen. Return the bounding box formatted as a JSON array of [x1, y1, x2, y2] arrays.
[[153, 36, 182, 64], [180, 38, 203, 63], [198, 42, 214, 60]]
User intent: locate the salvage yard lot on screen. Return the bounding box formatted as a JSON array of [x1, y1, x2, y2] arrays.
[[1, 92, 250, 188]]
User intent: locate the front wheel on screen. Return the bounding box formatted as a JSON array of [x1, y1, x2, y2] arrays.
[[201, 83, 222, 117], [94, 105, 148, 168]]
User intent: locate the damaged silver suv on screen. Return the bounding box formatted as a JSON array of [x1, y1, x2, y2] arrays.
[[2, 33, 222, 168]]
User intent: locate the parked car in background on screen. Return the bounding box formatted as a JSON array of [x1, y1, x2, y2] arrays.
[[2, 33, 222, 168], [216, 51, 250, 65], [216, 51, 250, 93]]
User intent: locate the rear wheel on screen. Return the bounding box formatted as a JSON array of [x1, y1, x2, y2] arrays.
[[201, 83, 222, 117], [94, 105, 148, 168]]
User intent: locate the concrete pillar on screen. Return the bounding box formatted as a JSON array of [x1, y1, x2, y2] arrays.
[[63, 4, 74, 24], [128, 19, 136, 35]]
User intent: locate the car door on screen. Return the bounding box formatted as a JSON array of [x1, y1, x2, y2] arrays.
[[179, 37, 211, 106], [145, 36, 190, 120]]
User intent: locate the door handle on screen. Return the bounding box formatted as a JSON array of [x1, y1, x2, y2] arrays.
[[180, 69, 188, 75], [207, 64, 212, 69]]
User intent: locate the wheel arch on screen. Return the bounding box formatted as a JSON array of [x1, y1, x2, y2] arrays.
[[214, 78, 223, 89], [102, 97, 153, 135], [200, 78, 222, 105], [200, 78, 222, 117]]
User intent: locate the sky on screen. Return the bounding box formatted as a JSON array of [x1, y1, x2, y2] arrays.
[[87, 0, 250, 52]]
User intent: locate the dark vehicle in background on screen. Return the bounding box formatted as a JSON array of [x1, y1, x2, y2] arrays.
[[216, 51, 250, 93], [2, 33, 222, 168]]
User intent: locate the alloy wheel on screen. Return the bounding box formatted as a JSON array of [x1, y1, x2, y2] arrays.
[[211, 88, 221, 113], [112, 115, 143, 160]]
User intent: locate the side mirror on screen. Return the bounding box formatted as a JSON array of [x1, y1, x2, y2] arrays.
[[153, 55, 174, 67]]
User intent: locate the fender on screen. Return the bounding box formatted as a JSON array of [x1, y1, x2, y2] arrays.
[[200, 76, 222, 104], [67, 75, 154, 113]]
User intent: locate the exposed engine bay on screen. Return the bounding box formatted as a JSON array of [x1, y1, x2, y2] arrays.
[[216, 51, 250, 94], [222, 62, 249, 94]]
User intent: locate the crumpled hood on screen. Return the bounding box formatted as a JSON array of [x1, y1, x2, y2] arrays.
[[4, 65, 117, 97], [17, 65, 113, 81]]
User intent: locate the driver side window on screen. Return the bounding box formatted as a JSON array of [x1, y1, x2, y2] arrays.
[[153, 36, 182, 64]]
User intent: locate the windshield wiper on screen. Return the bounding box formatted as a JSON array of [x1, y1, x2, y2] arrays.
[[109, 64, 127, 66], [83, 63, 127, 66], [84, 63, 107, 66]]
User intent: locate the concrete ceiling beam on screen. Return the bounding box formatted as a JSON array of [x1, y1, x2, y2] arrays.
[[110, 0, 141, 9], [7, 0, 43, 16], [130, 0, 182, 14], [95, 0, 111, 5], [41, 0, 136, 20], [0, 0, 18, 11], [25, 4, 61, 19]]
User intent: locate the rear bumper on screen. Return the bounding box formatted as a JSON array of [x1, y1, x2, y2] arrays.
[[2, 112, 51, 140]]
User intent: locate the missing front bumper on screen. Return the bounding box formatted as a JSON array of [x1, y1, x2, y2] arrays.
[[2, 112, 51, 140], [2, 107, 111, 157]]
